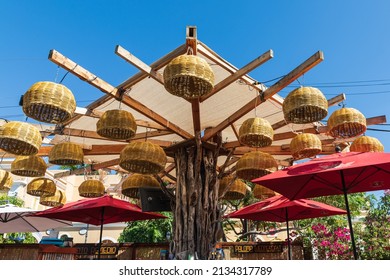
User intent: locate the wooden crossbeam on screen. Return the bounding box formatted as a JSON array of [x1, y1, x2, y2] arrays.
[[57, 127, 172, 143], [197, 42, 284, 106], [117, 44, 187, 91], [232, 145, 341, 156], [199, 49, 274, 102], [202, 51, 324, 141], [115, 45, 164, 84], [49, 49, 192, 140]]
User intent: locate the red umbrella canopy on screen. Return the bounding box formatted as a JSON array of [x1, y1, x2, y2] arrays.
[[225, 195, 347, 222], [33, 194, 166, 226], [253, 152, 390, 200]]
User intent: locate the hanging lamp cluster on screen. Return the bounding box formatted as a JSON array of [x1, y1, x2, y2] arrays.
[[121, 174, 160, 199], [119, 141, 167, 175], [350, 135, 384, 152], [290, 133, 322, 160], [236, 151, 278, 181], [219, 176, 248, 201], [327, 107, 366, 138], [0, 121, 42, 156], [78, 179, 105, 198], [252, 184, 275, 200], [40, 189, 66, 207], [0, 170, 13, 192], [22, 81, 76, 124], [283, 86, 328, 124], [26, 177, 56, 197], [163, 54, 215, 99], [239, 117, 274, 147], [96, 109, 137, 140]]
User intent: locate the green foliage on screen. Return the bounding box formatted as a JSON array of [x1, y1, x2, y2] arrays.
[[0, 194, 24, 207], [118, 212, 173, 243], [0, 195, 37, 244], [360, 194, 390, 260]]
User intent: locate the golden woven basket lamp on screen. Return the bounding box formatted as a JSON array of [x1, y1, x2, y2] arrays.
[[0, 170, 13, 192], [40, 189, 66, 207], [327, 107, 366, 138], [11, 155, 47, 177], [239, 117, 274, 147], [219, 176, 247, 200], [236, 151, 278, 181], [48, 142, 84, 165], [283, 87, 328, 124], [122, 174, 160, 198], [350, 136, 384, 152], [79, 179, 105, 198], [0, 121, 42, 155], [23, 81, 76, 124], [290, 133, 322, 160], [26, 177, 56, 197], [163, 54, 215, 99], [96, 109, 137, 140], [119, 141, 167, 174], [253, 184, 275, 200]]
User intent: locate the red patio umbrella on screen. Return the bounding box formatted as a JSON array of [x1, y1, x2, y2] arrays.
[[225, 195, 347, 259], [34, 194, 167, 259], [253, 151, 390, 259]]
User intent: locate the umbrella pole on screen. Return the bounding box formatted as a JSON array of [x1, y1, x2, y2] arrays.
[[285, 209, 292, 260], [97, 207, 105, 260], [340, 171, 358, 260]]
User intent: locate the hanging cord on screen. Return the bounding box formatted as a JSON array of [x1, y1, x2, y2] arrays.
[[186, 46, 194, 55], [54, 65, 60, 83], [0, 152, 6, 169], [59, 64, 78, 84]]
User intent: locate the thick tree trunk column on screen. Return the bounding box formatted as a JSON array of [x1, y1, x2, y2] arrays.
[[172, 133, 221, 259]]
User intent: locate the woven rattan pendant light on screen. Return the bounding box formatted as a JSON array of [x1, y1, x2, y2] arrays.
[[283, 87, 328, 124], [239, 117, 274, 147], [327, 107, 366, 138], [79, 179, 105, 198], [219, 176, 247, 201], [0, 121, 42, 155], [253, 184, 275, 200], [26, 177, 56, 197], [11, 155, 47, 177], [48, 142, 84, 165], [350, 136, 384, 152], [96, 109, 137, 140], [121, 174, 160, 198], [0, 170, 13, 192], [290, 133, 322, 160], [236, 151, 278, 181], [23, 81, 76, 124], [119, 141, 167, 174], [40, 189, 66, 207], [163, 54, 215, 99]]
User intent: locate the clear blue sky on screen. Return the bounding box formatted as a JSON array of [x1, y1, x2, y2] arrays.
[[1, 0, 390, 150]]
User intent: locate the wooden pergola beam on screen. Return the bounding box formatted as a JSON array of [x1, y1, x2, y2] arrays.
[[115, 45, 164, 84], [55, 127, 173, 143], [49, 49, 192, 140], [202, 51, 324, 141], [199, 49, 274, 102], [197, 42, 284, 106]]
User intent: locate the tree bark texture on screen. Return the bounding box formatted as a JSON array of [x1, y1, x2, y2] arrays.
[[172, 133, 221, 259]]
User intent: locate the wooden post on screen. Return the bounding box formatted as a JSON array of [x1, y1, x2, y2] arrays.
[[172, 131, 221, 259]]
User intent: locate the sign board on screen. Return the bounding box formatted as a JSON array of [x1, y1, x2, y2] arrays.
[[234, 243, 284, 253]]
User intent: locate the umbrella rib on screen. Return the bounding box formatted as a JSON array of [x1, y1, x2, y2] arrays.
[[348, 166, 390, 192], [291, 175, 316, 200], [20, 215, 40, 232]]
